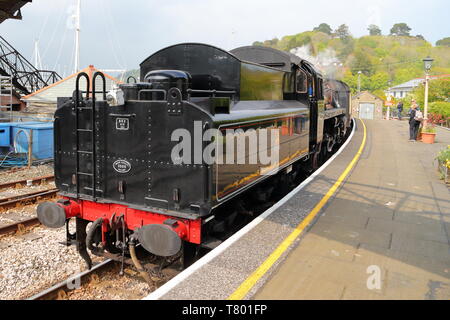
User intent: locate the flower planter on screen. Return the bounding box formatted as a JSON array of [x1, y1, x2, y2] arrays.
[[421, 132, 436, 144], [438, 160, 450, 184]]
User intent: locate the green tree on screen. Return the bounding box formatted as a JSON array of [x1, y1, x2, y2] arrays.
[[369, 72, 390, 91], [390, 23, 412, 36], [284, 33, 312, 50], [351, 50, 373, 76], [313, 23, 332, 35], [368, 24, 382, 36], [338, 37, 355, 60], [263, 38, 279, 47], [412, 78, 450, 106], [436, 37, 450, 47], [415, 34, 425, 41], [335, 24, 351, 41]]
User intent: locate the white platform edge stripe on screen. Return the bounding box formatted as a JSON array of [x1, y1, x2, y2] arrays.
[[144, 118, 357, 300]]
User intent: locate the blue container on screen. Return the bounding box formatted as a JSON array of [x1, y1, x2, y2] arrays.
[[12, 122, 54, 159], [0, 122, 43, 147], [0, 123, 11, 147]]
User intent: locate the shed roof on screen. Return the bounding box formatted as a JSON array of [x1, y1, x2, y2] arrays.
[[0, 0, 31, 24], [388, 74, 450, 91], [352, 91, 383, 101], [389, 79, 424, 90], [22, 65, 122, 104]]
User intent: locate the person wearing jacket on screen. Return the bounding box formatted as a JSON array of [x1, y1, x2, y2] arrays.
[[397, 101, 404, 120], [408, 102, 421, 141]]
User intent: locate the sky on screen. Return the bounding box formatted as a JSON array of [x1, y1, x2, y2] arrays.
[[0, 0, 448, 77]]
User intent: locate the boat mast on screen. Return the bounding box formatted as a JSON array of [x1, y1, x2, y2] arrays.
[[34, 39, 42, 70], [74, 0, 81, 73]]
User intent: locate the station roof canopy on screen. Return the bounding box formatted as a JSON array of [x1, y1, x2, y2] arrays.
[[0, 0, 31, 24]]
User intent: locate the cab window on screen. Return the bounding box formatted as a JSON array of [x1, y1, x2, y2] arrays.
[[296, 70, 308, 93], [317, 78, 324, 100]]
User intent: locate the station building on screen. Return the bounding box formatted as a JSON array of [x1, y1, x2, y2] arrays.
[[21, 65, 122, 119], [351, 91, 384, 120]]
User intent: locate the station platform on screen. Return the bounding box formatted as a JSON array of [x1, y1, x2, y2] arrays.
[[146, 119, 450, 300]]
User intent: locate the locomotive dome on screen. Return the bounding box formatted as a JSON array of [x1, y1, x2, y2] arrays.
[[140, 43, 242, 95]]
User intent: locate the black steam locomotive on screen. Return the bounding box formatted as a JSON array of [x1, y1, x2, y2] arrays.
[[37, 43, 351, 271]]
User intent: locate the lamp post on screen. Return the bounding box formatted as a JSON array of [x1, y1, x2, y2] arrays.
[[357, 71, 362, 93], [423, 56, 433, 126]]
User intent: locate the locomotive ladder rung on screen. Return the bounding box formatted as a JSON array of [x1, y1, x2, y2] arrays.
[[83, 187, 103, 192], [74, 71, 106, 200], [77, 172, 94, 176]]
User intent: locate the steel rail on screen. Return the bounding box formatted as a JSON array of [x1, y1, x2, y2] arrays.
[[0, 174, 54, 190], [0, 188, 58, 210], [27, 259, 114, 300], [0, 216, 39, 236]]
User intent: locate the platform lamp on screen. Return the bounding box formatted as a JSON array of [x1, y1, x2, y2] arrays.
[[357, 71, 362, 93], [422, 56, 433, 126]]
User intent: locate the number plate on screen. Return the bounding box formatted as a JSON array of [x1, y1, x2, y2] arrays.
[[116, 118, 129, 130]]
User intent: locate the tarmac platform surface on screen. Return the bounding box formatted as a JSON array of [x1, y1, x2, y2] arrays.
[[147, 119, 450, 300]]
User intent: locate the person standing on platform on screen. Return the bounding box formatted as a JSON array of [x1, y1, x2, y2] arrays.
[[397, 101, 404, 120], [409, 102, 422, 141]]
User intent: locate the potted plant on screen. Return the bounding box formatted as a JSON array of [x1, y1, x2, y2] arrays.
[[421, 124, 436, 144], [436, 145, 450, 183]]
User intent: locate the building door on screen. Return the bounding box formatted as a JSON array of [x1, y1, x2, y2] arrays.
[[359, 103, 375, 119]]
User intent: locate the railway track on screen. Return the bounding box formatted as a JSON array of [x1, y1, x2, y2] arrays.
[[0, 217, 39, 237], [27, 256, 181, 300], [0, 167, 28, 175], [0, 185, 59, 235], [0, 188, 58, 212], [28, 259, 115, 300], [0, 174, 54, 191]]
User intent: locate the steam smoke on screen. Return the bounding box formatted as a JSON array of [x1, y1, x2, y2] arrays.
[[290, 44, 342, 79]]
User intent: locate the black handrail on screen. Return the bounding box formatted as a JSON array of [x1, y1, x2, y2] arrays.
[[74, 72, 90, 198], [127, 76, 137, 84], [186, 89, 236, 100], [93, 71, 107, 100], [91, 71, 107, 200]]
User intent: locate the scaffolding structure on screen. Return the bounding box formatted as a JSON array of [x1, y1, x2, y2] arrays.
[[0, 75, 13, 121], [0, 36, 61, 95]]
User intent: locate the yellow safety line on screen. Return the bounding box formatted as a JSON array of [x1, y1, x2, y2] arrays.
[[228, 119, 367, 300]]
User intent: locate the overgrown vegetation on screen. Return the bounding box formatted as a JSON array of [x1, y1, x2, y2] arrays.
[[436, 145, 450, 170], [252, 23, 450, 95], [410, 79, 450, 127]]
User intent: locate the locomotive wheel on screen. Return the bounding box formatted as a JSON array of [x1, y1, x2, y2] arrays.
[[312, 141, 322, 170], [312, 151, 319, 170], [326, 134, 335, 153], [336, 126, 342, 144]]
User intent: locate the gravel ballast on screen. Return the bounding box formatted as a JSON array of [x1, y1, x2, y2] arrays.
[[0, 165, 54, 184], [0, 220, 97, 300]]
